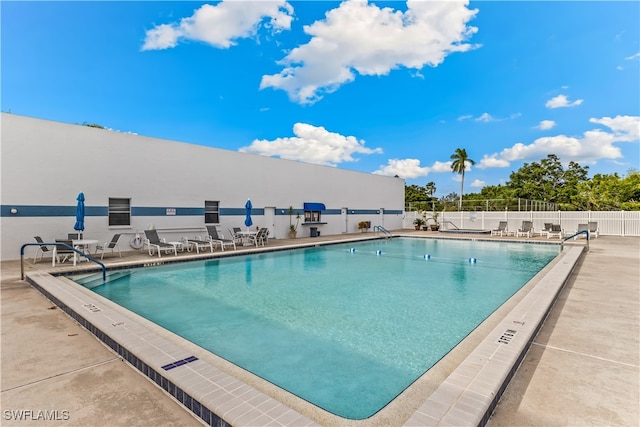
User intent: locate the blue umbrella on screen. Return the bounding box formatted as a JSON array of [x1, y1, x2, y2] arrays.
[[244, 199, 253, 228], [74, 192, 85, 238]]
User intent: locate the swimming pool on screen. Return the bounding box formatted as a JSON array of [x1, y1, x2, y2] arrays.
[[74, 238, 559, 419]]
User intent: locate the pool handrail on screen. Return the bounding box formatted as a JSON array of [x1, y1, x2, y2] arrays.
[[441, 220, 460, 230], [373, 225, 392, 238], [20, 242, 106, 281], [561, 229, 590, 251]]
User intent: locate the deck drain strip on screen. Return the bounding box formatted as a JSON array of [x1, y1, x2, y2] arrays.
[[161, 356, 198, 371]]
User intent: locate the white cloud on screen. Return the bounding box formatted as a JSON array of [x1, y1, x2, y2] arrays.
[[141, 1, 293, 50], [625, 52, 640, 60], [238, 123, 382, 166], [373, 158, 430, 179], [535, 120, 556, 130], [545, 94, 583, 109], [430, 160, 454, 173], [475, 113, 494, 122], [373, 159, 452, 179], [261, 0, 479, 104], [477, 115, 640, 168], [477, 154, 510, 169], [459, 112, 519, 122], [470, 179, 485, 187], [589, 115, 640, 142]]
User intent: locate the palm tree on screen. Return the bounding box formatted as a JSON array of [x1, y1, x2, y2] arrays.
[[450, 148, 475, 211], [425, 182, 436, 197]]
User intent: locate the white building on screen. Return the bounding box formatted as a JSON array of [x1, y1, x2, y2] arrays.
[[1, 113, 405, 261]]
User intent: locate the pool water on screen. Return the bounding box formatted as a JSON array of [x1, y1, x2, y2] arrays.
[[80, 238, 559, 419]]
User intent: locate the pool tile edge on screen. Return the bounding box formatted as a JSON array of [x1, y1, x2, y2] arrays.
[[402, 246, 584, 427], [24, 271, 320, 427]]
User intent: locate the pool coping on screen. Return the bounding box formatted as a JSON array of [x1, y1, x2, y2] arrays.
[[24, 237, 584, 426]]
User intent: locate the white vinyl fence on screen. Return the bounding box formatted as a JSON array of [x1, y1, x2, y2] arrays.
[[403, 211, 640, 237]]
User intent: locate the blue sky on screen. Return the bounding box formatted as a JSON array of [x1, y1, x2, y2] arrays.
[[3, 0, 639, 197]]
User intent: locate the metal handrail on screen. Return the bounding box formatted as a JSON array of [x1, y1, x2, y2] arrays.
[[562, 229, 590, 251], [373, 225, 392, 238], [441, 220, 460, 230], [20, 242, 106, 281]]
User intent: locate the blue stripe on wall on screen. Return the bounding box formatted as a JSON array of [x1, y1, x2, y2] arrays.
[[0, 205, 108, 217], [222, 208, 265, 216], [1, 205, 401, 217], [132, 207, 204, 216]]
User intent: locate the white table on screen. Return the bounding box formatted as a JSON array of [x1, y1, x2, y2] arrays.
[[52, 239, 99, 266], [236, 230, 258, 246], [72, 239, 99, 266]]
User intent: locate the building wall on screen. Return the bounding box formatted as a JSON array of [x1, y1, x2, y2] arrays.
[[1, 113, 405, 261]]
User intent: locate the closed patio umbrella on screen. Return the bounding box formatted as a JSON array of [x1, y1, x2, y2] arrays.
[[244, 199, 253, 229], [74, 192, 85, 239]]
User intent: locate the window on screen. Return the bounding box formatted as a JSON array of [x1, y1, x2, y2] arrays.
[[108, 198, 131, 226], [303, 202, 325, 223], [205, 201, 220, 224], [304, 210, 321, 223]]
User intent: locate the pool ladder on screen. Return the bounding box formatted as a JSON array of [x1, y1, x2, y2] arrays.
[[373, 225, 392, 239], [441, 220, 460, 230]]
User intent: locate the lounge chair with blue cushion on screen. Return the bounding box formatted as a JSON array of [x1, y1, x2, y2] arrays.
[[144, 229, 178, 257]]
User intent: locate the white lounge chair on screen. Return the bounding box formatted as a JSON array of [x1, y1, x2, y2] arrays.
[[491, 221, 508, 236], [539, 223, 553, 237], [227, 228, 244, 245], [54, 239, 75, 263], [95, 234, 122, 259], [515, 221, 534, 238], [574, 223, 589, 239], [588, 221, 599, 238], [144, 229, 178, 257], [546, 224, 563, 239], [247, 227, 269, 247], [183, 236, 215, 254], [206, 226, 236, 251], [33, 236, 53, 263]]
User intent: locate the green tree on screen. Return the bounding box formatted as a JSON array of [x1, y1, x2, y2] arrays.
[[425, 181, 436, 197], [575, 170, 640, 210], [507, 154, 588, 208], [450, 148, 475, 210]]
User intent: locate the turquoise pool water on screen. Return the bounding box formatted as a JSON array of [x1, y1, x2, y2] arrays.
[[79, 238, 559, 419]]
